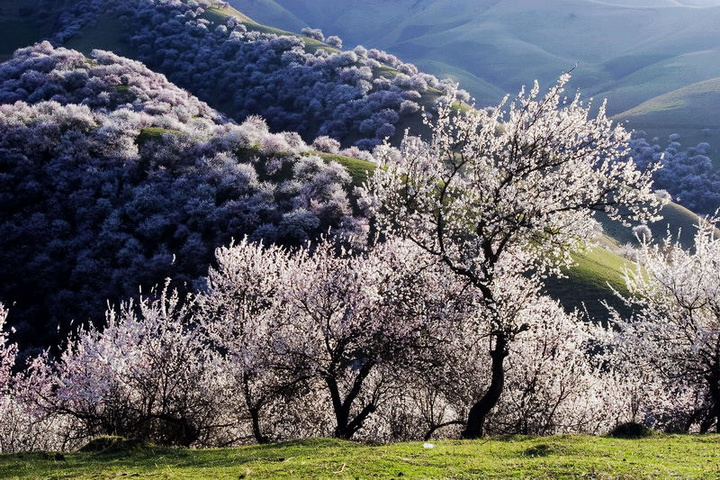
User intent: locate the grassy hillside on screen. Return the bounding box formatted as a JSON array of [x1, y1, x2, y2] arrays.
[[2, 435, 719, 479], [599, 49, 720, 114], [615, 77, 720, 166], [223, 0, 306, 33], [548, 245, 632, 320], [599, 201, 703, 249]]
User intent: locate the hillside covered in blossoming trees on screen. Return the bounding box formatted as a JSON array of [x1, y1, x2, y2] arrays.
[[0, 41, 374, 350]]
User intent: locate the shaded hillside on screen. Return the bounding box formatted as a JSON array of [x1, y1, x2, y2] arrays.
[[0, 43, 366, 351], [1, 0, 461, 151], [0, 0, 79, 61]]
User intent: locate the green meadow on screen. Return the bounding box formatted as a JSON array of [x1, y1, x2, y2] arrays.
[[2, 435, 719, 479]]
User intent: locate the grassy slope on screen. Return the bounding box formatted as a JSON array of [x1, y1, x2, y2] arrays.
[[548, 245, 632, 320], [614, 77, 720, 167], [225, 0, 307, 33], [2, 435, 719, 479], [311, 151, 376, 189], [599, 49, 720, 115], [557, 200, 703, 317]]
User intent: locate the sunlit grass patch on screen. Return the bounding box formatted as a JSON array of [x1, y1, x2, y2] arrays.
[[1, 435, 719, 479]]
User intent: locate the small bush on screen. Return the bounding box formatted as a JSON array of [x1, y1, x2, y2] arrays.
[[607, 422, 652, 438], [78, 436, 150, 454]]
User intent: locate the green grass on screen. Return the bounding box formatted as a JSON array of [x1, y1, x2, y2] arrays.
[[616, 77, 720, 128], [136, 127, 182, 147], [310, 151, 376, 188], [598, 201, 702, 250], [2, 435, 719, 479], [546, 243, 633, 320]]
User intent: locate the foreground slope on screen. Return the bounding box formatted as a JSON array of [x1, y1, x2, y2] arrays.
[[1, 436, 719, 479]]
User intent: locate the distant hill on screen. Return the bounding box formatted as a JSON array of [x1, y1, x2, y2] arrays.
[[616, 78, 720, 166], [231, 0, 720, 144]]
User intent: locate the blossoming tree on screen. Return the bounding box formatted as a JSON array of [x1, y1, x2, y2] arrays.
[[365, 74, 660, 437], [614, 217, 720, 432]]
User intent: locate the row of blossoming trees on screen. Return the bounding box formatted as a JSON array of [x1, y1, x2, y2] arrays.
[[2, 77, 719, 452]]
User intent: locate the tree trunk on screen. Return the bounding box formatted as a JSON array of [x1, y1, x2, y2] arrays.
[[704, 349, 720, 433], [242, 373, 269, 444], [327, 374, 352, 439], [462, 332, 508, 439], [249, 406, 269, 444], [706, 372, 720, 434], [326, 360, 376, 440]]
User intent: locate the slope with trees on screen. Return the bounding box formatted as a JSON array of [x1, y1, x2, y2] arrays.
[[33, 0, 467, 149], [0, 42, 366, 351], [2, 0, 720, 453]]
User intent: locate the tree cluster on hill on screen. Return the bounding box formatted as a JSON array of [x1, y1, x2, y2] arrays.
[[629, 133, 720, 216], [53, 0, 468, 149], [0, 43, 366, 351]]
